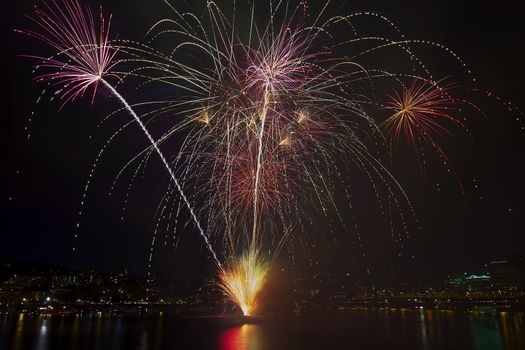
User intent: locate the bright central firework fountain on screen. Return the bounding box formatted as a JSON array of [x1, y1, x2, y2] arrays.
[[219, 251, 269, 316]]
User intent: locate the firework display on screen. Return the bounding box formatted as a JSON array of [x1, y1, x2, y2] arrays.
[[19, 0, 521, 316]]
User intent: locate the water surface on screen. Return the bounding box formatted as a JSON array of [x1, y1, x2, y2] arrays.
[[0, 309, 523, 350]]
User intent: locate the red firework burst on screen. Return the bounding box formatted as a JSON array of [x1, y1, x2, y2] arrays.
[[383, 79, 465, 164]]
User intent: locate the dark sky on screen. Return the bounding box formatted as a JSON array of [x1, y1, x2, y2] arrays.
[[2, 0, 525, 283]]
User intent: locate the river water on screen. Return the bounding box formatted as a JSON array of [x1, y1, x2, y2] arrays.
[[0, 309, 523, 350]]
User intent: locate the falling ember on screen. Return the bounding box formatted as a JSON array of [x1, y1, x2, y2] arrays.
[[279, 136, 292, 146], [196, 110, 210, 125], [297, 110, 309, 125], [219, 250, 269, 316]]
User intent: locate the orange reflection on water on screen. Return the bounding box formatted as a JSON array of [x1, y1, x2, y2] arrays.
[[12, 313, 24, 350], [220, 324, 261, 350]]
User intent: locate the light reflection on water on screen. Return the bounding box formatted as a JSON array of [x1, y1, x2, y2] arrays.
[[220, 324, 262, 350], [0, 310, 523, 350]]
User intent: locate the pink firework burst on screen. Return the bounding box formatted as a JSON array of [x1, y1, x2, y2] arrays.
[[20, 0, 119, 107], [245, 25, 320, 95]]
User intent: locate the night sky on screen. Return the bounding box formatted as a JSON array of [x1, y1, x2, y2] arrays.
[[2, 0, 525, 283]]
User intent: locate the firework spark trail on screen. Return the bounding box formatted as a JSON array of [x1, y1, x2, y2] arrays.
[[20, 0, 221, 266], [251, 88, 270, 248], [100, 78, 221, 266]]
